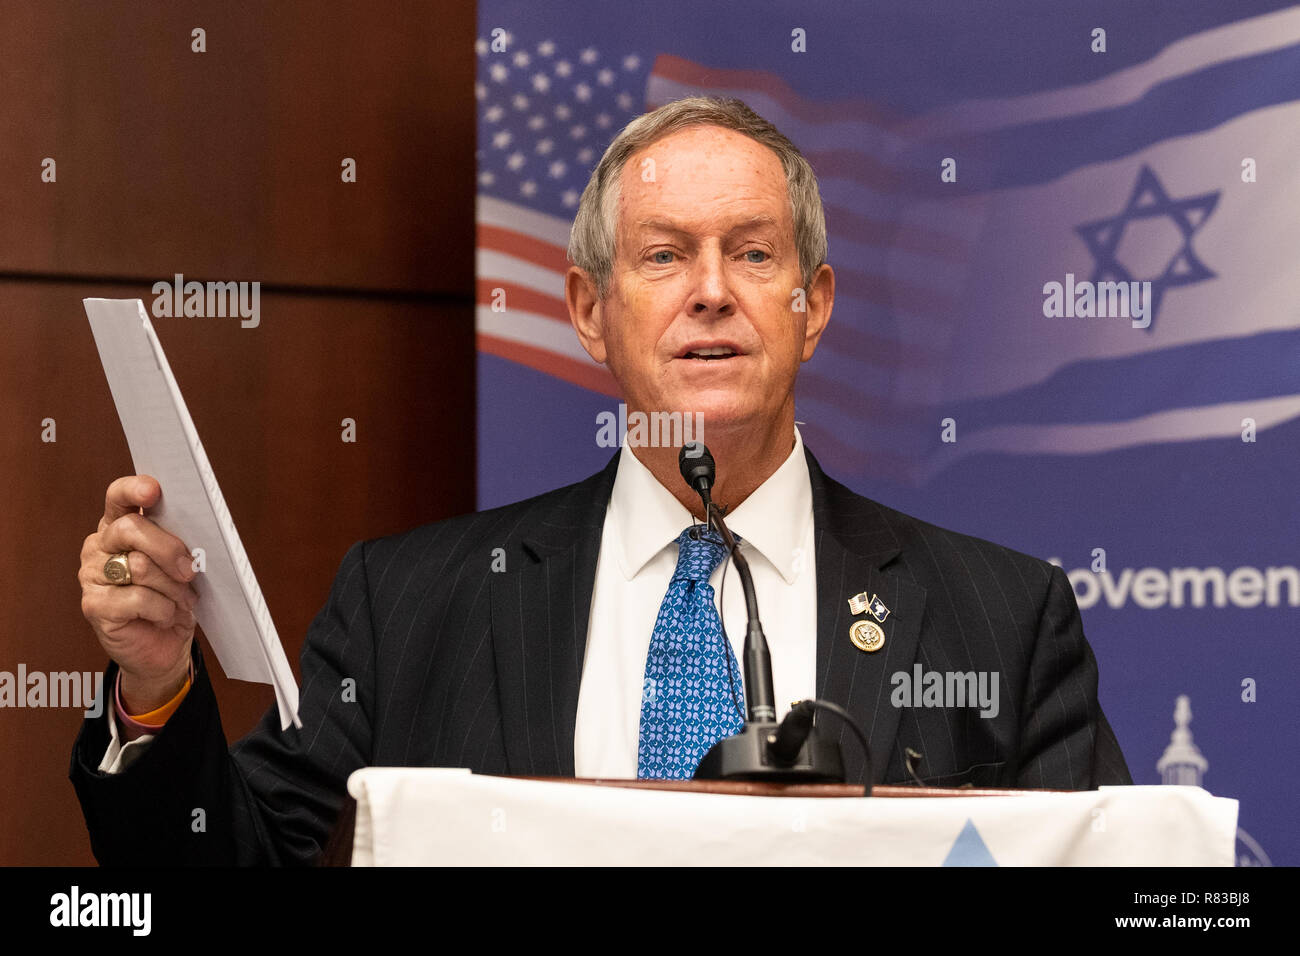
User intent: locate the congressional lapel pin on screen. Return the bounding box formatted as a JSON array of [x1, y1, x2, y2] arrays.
[[849, 619, 886, 653], [846, 592, 890, 653]]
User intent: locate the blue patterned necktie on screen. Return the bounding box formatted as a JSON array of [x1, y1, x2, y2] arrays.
[[637, 525, 747, 779]]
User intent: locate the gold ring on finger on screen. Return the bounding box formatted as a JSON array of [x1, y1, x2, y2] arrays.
[[104, 552, 132, 586]]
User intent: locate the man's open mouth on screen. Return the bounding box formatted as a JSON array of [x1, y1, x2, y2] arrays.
[[681, 346, 741, 361]]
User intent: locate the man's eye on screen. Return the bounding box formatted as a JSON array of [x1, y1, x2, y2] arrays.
[[742, 249, 769, 263], [650, 250, 675, 264]]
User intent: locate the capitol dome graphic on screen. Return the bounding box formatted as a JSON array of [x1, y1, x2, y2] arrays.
[[1157, 694, 1271, 867]]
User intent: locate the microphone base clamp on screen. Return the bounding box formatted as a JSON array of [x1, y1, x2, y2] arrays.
[[693, 722, 847, 783]]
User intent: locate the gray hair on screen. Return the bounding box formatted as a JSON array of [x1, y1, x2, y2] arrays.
[[567, 96, 828, 298]]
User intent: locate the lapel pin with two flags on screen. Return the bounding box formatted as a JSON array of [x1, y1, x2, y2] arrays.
[[846, 591, 889, 653]]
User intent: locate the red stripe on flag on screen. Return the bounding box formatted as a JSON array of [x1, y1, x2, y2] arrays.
[[816, 320, 945, 372], [478, 223, 571, 274], [478, 333, 621, 397], [798, 148, 907, 191], [833, 267, 957, 320], [480, 228, 957, 340], [477, 279, 570, 323], [824, 204, 968, 262], [649, 54, 902, 127]]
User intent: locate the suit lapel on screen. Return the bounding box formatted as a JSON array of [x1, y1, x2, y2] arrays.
[[490, 454, 618, 775], [807, 448, 927, 784], [490, 445, 924, 783]]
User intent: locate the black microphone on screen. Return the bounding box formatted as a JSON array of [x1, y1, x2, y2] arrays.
[[679, 441, 715, 499], [678, 441, 864, 786], [678, 442, 776, 723]]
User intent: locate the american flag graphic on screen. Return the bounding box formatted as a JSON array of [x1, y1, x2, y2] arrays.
[[476, 33, 984, 483]]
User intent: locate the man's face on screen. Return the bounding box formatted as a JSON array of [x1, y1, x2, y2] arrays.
[[568, 124, 832, 436]]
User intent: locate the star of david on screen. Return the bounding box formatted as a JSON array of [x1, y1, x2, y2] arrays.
[[1075, 165, 1219, 332]]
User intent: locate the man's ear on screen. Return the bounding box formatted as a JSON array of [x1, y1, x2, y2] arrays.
[[800, 263, 835, 362], [566, 266, 608, 364]]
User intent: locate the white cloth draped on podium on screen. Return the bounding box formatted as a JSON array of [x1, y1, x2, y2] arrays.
[[346, 768, 1238, 866]]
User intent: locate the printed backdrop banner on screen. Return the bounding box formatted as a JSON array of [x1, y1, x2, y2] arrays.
[[475, 0, 1298, 866]]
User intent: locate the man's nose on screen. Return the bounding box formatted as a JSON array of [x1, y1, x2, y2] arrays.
[[689, 251, 735, 316]]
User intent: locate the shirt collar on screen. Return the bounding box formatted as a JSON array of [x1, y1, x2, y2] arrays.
[[608, 426, 812, 585]]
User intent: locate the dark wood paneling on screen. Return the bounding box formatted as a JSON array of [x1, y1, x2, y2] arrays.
[[0, 280, 474, 865], [0, 0, 474, 295], [0, 0, 476, 865]]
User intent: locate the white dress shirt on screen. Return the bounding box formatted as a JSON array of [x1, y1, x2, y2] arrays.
[[573, 426, 817, 778]]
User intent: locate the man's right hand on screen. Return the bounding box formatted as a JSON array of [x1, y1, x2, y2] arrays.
[[79, 475, 200, 715]]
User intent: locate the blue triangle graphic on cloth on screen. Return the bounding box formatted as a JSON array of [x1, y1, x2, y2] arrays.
[[942, 819, 998, 866]]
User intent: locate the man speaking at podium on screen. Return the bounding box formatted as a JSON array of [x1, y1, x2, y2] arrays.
[[71, 96, 1131, 865]]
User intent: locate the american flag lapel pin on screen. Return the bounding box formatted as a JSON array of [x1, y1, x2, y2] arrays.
[[847, 592, 888, 653]]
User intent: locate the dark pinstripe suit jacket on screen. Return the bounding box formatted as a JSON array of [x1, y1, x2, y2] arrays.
[[70, 445, 1131, 864]]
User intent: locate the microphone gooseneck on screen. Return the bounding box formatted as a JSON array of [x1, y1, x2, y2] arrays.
[[677, 441, 871, 789], [678, 442, 776, 722]]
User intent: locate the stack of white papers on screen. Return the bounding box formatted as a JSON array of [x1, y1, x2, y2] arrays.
[[84, 298, 301, 729]]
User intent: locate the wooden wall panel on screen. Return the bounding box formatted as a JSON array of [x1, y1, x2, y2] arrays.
[[0, 281, 475, 865], [0, 0, 473, 294], [0, 0, 476, 865]]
